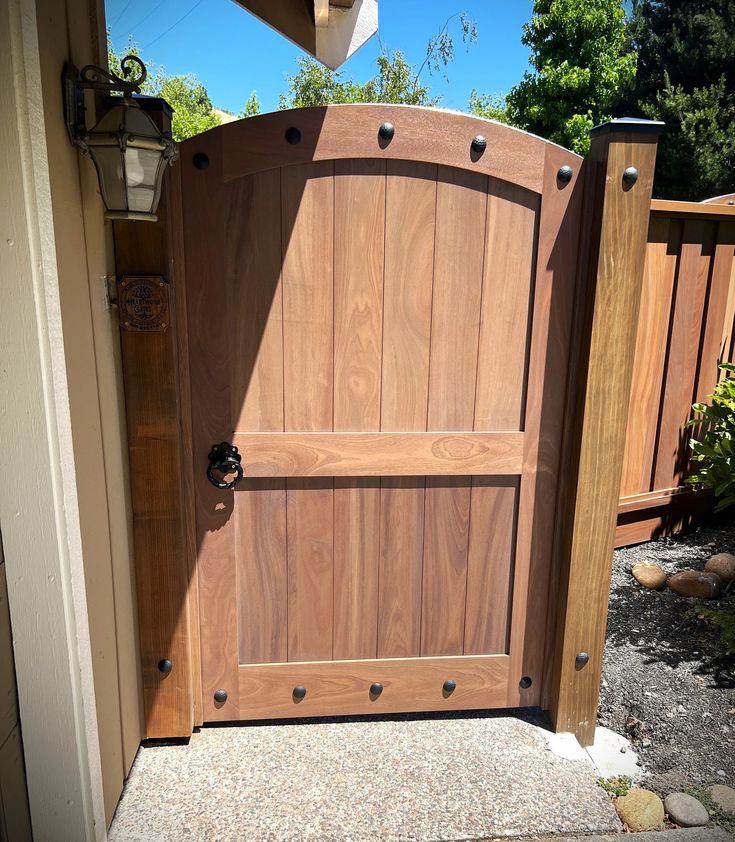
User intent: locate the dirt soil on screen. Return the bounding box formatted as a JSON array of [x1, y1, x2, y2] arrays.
[[599, 525, 735, 795]]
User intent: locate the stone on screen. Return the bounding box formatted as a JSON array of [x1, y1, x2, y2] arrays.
[[664, 792, 709, 827], [709, 784, 735, 813], [632, 562, 667, 590], [668, 570, 723, 599], [705, 552, 735, 583], [615, 789, 665, 831]]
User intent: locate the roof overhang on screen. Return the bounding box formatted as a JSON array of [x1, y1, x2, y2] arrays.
[[232, 0, 378, 69]]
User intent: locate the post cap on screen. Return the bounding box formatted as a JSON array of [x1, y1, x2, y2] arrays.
[[590, 117, 665, 138]]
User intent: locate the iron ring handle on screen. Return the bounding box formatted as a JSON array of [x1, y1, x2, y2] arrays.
[[207, 442, 244, 490]]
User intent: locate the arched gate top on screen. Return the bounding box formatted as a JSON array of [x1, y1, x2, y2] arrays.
[[186, 104, 582, 195]]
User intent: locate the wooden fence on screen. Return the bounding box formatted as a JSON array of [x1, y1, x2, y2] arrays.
[[616, 197, 735, 547]]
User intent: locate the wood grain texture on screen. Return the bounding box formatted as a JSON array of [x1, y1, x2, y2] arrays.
[[475, 180, 540, 431], [549, 130, 660, 745], [237, 655, 509, 719], [234, 432, 524, 476], [236, 480, 288, 664], [427, 167, 487, 430], [420, 478, 472, 656], [221, 105, 570, 193], [464, 478, 518, 655], [377, 478, 425, 658], [333, 159, 385, 431], [287, 478, 334, 662], [333, 479, 380, 660], [651, 199, 735, 218], [282, 161, 334, 432], [619, 215, 681, 497], [381, 161, 437, 432]]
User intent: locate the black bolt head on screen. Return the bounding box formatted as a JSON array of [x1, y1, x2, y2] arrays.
[[213, 688, 228, 704], [293, 684, 307, 701], [369, 682, 384, 697], [192, 152, 210, 170], [519, 676, 533, 689], [575, 652, 590, 670], [157, 659, 173, 675], [379, 122, 395, 142], [442, 679, 457, 694], [471, 135, 487, 154], [285, 126, 301, 145], [557, 165, 574, 184], [622, 166, 638, 185]]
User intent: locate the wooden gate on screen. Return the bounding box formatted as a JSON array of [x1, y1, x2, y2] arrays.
[[115, 103, 661, 740], [179, 105, 583, 722]]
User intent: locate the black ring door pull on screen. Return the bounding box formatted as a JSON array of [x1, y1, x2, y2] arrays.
[[207, 442, 244, 490]]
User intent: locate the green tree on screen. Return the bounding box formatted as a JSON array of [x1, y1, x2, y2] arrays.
[[624, 0, 735, 200], [501, 0, 636, 154], [279, 12, 476, 109], [240, 91, 262, 118], [108, 38, 221, 141], [468, 91, 508, 123]]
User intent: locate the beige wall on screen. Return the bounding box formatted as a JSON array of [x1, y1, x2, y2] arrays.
[[35, 0, 144, 825]]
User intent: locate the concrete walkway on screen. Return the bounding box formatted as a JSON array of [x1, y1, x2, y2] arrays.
[[109, 713, 623, 841]]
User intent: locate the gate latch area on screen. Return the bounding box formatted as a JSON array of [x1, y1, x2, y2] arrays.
[[207, 442, 244, 490]]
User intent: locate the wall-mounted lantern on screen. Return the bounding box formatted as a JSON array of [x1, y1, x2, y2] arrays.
[[62, 55, 177, 221]]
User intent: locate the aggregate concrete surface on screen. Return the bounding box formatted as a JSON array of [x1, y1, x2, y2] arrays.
[[109, 714, 621, 841]]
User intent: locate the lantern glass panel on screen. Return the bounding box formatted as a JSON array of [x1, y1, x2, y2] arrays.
[[88, 143, 128, 212], [125, 147, 161, 212]]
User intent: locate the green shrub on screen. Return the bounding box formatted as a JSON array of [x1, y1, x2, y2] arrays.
[[687, 363, 735, 510], [597, 775, 632, 798]]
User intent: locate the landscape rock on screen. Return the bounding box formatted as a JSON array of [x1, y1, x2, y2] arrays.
[[632, 562, 667, 590], [615, 788, 665, 831], [709, 784, 735, 813], [664, 792, 709, 827], [705, 552, 735, 583], [668, 570, 723, 599]]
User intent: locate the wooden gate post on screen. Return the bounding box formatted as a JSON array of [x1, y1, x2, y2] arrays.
[[547, 119, 663, 746], [114, 98, 196, 739]]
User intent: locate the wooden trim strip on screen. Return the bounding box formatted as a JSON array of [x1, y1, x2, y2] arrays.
[[618, 485, 708, 514], [233, 432, 524, 477], [236, 655, 509, 720], [651, 199, 735, 218]]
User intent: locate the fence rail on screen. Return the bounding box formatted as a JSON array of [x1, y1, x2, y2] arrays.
[[615, 198, 735, 546]]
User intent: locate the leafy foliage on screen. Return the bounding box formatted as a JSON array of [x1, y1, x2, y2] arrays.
[[624, 0, 735, 200], [687, 363, 735, 511], [597, 776, 632, 798], [108, 37, 220, 141], [504, 0, 636, 154], [468, 91, 509, 123], [687, 785, 735, 833], [240, 91, 262, 118]]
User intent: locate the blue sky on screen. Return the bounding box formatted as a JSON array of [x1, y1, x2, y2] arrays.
[[106, 0, 534, 115]]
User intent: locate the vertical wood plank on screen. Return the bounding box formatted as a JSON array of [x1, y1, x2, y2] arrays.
[[333, 479, 380, 660], [287, 479, 334, 662], [619, 216, 681, 497], [427, 167, 487, 430], [236, 480, 288, 664], [334, 159, 385, 432], [377, 478, 424, 657], [653, 220, 714, 490], [230, 169, 284, 433], [420, 478, 472, 656], [381, 161, 437, 431], [464, 478, 518, 655], [475, 181, 540, 431], [282, 161, 334, 433]]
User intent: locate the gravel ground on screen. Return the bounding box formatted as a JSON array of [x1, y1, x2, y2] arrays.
[[600, 525, 735, 795]]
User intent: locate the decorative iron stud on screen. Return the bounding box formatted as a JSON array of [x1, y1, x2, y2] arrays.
[[379, 122, 395, 142], [471, 135, 487, 154], [293, 685, 307, 700], [285, 127, 301, 145], [519, 676, 533, 689], [192, 152, 210, 170], [557, 165, 573, 184], [575, 652, 590, 670], [157, 658, 172, 674], [622, 166, 638, 185], [443, 679, 457, 694], [370, 682, 384, 697], [213, 688, 228, 703]]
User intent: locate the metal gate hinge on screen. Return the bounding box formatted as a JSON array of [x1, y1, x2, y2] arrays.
[[104, 275, 118, 309]]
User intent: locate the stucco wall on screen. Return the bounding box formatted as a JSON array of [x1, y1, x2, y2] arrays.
[[35, 0, 143, 825]]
